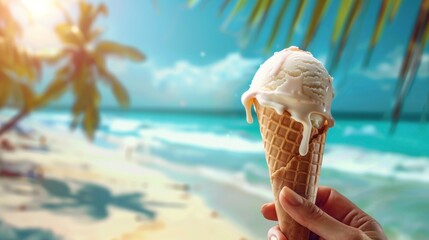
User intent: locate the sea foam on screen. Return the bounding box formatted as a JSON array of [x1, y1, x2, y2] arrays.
[[138, 128, 263, 153], [134, 124, 429, 183], [324, 145, 429, 183]]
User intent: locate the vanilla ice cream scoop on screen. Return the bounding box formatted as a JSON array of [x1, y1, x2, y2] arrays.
[[241, 46, 334, 155]]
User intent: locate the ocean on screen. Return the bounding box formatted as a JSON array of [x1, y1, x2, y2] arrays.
[[29, 110, 429, 239]]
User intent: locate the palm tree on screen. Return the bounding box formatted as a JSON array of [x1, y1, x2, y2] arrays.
[[0, 0, 41, 133], [0, 1, 146, 140], [35, 1, 145, 139], [192, 0, 429, 131]]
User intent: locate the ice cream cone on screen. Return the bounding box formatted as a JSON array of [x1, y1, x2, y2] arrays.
[[254, 101, 328, 240]]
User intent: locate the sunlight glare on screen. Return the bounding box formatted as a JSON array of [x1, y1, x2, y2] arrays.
[[20, 0, 57, 21], [17, 0, 73, 52]]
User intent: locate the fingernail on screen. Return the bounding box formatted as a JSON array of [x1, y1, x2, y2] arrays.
[[280, 187, 303, 206], [269, 235, 278, 240], [261, 203, 269, 209]]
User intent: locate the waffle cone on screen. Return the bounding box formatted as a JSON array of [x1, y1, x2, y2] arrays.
[[254, 101, 328, 240]]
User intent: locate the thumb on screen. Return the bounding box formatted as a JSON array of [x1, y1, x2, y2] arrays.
[[279, 187, 360, 239]]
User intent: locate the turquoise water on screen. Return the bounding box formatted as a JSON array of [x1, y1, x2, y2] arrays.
[[29, 110, 429, 239]]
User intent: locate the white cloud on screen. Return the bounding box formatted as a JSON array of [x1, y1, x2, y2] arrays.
[[104, 52, 261, 109], [360, 47, 402, 80], [147, 53, 261, 109], [361, 47, 429, 80], [154, 53, 259, 86]]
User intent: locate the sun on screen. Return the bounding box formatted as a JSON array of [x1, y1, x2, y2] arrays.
[[19, 0, 54, 20], [16, 0, 71, 51]]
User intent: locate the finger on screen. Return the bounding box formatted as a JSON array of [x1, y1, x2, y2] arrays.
[[267, 225, 287, 240], [315, 186, 370, 226], [279, 187, 360, 239], [261, 202, 278, 221]]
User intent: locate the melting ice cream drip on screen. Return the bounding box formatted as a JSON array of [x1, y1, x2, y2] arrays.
[[241, 46, 334, 156]]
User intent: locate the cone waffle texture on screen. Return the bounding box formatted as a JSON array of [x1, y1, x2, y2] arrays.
[[255, 101, 327, 240]]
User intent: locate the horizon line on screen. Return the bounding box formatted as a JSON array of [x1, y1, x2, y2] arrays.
[[33, 106, 427, 121]]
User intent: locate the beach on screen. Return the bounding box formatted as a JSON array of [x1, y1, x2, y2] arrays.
[[1, 110, 429, 240], [0, 119, 255, 240]]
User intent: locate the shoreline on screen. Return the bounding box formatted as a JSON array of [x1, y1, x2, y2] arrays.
[[142, 154, 274, 239], [0, 121, 255, 240]]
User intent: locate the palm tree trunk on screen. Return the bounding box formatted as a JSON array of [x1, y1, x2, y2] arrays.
[[0, 110, 29, 136]]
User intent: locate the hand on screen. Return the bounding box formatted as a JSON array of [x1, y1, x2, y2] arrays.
[[261, 186, 387, 240]]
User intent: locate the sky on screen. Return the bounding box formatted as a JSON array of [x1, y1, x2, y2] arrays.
[[13, 0, 429, 114]]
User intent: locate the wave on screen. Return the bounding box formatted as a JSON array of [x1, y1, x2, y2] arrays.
[[343, 124, 380, 136], [324, 145, 429, 183], [143, 145, 429, 211], [32, 112, 429, 183], [108, 119, 143, 132], [136, 127, 429, 183], [138, 128, 263, 153], [118, 125, 429, 183]]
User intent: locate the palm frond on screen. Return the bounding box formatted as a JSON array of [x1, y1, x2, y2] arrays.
[[95, 41, 145, 61], [391, 0, 429, 132], [254, 0, 274, 38], [363, 0, 391, 67], [35, 66, 70, 108], [285, 0, 307, 46], [389, 0, 402, 21], [331, 0, 353, 45], [55, 23, 85, 45], [97, 65, 130, 108], [423, 11, 429, 44], [223, 0, 247, 28], [87, 28, 103, 42], [336, 2, 370, 90], [390, 47, 422, 133], [79, 2, 108, 37], [18, 82, 34, 111], [265, 0, 290, 51], [0, 72, 34, 111], [398, 0, 428, 86], [218, 0, 232, 15], [246, 1, 263, 27], [302, 0, 330, 49], [329, 0, 364, 72]]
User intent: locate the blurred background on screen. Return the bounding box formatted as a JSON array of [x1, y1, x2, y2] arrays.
[[0, 0, 428, 239]]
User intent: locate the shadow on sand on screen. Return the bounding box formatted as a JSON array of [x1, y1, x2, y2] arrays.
[[1, 177, 187, 239], [0, 220, 58, 240], [38, 178, 158, 220]]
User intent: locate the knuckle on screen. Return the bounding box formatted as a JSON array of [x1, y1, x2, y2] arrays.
[[304, 200, 324, 219]]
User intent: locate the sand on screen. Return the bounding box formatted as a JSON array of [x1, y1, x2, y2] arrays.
[[0, 122, 254, 240]]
